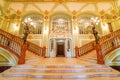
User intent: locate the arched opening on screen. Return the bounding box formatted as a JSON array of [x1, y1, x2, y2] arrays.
[[50, 13, 72, 34], [20, 13, 44, 46], [20, 13, 44, 35], [77, 13, 102, 46], [105, 48, 120, 71], [77, 14, 102, 34], [49, 13, 72, 58]]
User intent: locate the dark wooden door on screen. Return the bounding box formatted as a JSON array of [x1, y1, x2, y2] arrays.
[[57, 43, 64, 57]]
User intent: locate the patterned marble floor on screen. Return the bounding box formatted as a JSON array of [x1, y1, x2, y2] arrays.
[[0, 50, 120, 80]]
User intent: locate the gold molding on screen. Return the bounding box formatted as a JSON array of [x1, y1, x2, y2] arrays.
[[5, 0, 115, 2]]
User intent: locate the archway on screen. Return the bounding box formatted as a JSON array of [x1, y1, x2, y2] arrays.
[[20, 13, 44, 35], [77, 13, 102, 34], [49, 13, 73, 58], [20, 13, 44, 46]]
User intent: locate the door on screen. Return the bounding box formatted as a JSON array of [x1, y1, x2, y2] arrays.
[[57, 43, 65, 57]]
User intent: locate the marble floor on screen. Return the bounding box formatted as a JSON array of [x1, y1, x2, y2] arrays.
[[0, 50, 120, 80]]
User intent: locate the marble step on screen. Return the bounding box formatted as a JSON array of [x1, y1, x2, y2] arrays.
[[13, 65, 107, 69], [2, 73, 120, 79], [2, 65, 119, 79], [9, 68, 113, 73], [0, 77, 120, 80]]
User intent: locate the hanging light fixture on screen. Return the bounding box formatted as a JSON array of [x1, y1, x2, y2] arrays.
[[91, 17, 100, 26]]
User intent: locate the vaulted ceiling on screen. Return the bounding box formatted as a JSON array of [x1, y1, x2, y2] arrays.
[[0, 0, 119, 17]]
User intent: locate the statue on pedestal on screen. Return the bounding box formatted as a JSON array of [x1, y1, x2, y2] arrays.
[[23, 23, 30, 44], [92, 26, 100, 44]]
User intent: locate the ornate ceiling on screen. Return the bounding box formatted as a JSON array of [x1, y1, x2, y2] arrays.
[[2, 0, 119, 18], [5, 0, 114, 2]]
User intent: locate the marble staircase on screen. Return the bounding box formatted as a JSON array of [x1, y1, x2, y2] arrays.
[[0, 50, 120, 80]]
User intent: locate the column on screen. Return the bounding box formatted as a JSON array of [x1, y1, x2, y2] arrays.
[[72, 14, 78, 57], [43, 16, 49, 57]]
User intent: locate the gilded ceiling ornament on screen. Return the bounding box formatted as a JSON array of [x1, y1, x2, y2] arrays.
[[44, 10, 49, 15], [72, 10, 77, 20], [5, 9, 11, 14], [99, 10, 105, 15], [58, 0, 64, 3], [72, 10, 77, 15], [16, 10, 21, 15], [110, 10, 116, 14]]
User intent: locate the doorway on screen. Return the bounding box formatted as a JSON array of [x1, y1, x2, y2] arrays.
[[57, 42, 65, 57]]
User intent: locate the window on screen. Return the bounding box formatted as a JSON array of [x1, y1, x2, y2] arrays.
[[23, 14, 44, 34], [78, 16, 93, 34], [51, 14, 71, 33]]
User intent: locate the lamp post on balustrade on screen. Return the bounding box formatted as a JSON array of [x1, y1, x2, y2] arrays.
[[91, 17, 104, 64], [91, 17, 100, 44], [18, 17, 33, 64], [22, 17, 33, 44]]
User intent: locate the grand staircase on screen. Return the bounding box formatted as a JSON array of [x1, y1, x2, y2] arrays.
[[0, 29, 120, 80], [0, 50, 120, 80]]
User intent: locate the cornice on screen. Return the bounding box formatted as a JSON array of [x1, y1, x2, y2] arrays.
[[5, 0, 115, 2]]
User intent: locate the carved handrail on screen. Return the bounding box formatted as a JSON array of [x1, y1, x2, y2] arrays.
[[77, 28, 120, 57], [99, 29, 120, 42], [100, 33, 120, 57], [0, 29, 27, 64], [27, 41, 43, 56], [78, 41, 96, 56], [0, 29, 45, 64], [0, 29, 45, 56], [0, 29, 23, 44], [95, 33, 120, 64]]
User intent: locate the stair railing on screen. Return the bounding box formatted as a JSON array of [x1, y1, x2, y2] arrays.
[[95, 33, 120, 64], [76, 29, 120, 57], [0, 29, 46, 64], [27, 41, 43, 56], [0, 29, 27, 64]]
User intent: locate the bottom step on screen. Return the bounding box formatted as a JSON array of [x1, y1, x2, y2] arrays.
[[2, 74, 120, 79]]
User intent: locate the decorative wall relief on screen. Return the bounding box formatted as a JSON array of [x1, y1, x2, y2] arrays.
[[50, 14, 71, 38]]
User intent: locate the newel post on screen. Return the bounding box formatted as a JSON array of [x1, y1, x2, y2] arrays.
[[75, 46, 79, 58], [18, 44, 27, 64], [42, 46, 46, 57], [95, 44, 104, 64]]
